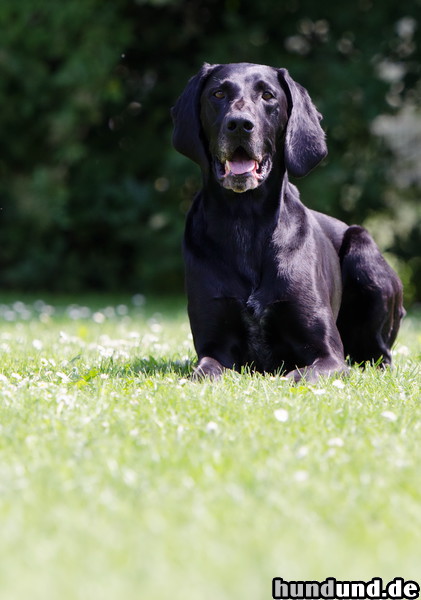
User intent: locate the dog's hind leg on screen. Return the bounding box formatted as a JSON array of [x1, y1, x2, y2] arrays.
[[336, 226, 405, 367]]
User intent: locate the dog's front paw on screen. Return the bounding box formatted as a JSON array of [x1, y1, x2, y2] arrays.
[[286, 359, 350, 383], [285, 366, 318, 384], [192, 357, 224, 380]]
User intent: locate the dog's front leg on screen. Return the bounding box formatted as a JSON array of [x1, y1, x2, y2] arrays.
[[187, 296, 248, 380], [267, 298, 349, 383]]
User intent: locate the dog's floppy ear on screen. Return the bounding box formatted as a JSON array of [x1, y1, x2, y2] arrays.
[[171, 63, 219, 170], [277, 68, 327, 178]]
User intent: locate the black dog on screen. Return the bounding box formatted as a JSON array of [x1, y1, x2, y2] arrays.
[[172, 63, 404, 382]]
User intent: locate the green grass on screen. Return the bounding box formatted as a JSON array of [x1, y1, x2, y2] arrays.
[[0, 295, 420, 600]]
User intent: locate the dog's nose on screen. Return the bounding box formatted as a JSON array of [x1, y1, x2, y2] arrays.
[[226, 115, 255, 133]]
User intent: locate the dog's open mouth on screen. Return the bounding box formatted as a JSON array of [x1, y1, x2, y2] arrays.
[[214, 148, 271, 192], [225, 148, 258, 176]]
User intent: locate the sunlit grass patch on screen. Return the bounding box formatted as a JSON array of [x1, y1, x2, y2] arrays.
[[0, 296, 420, 600]]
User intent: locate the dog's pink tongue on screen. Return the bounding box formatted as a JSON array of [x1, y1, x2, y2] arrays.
[[227, 158, 256, 175]]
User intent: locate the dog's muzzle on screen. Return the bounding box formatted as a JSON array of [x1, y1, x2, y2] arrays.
[[214, 147, 272, 193]]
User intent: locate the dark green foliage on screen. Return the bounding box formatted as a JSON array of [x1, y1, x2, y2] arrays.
[[0, 0, 420, 302]]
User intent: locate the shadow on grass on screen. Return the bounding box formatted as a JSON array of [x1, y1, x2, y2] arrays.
[[103, 356, 194, 379]]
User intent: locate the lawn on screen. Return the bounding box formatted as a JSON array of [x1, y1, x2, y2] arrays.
[[0, 294, 420, 600]]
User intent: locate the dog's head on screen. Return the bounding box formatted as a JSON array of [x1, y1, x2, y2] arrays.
[[172, 62, 327, 193]]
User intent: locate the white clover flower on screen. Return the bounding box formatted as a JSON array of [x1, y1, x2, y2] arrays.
[[274, 408, 289, 422], [32, 339, 43, 350], [206, 421, 219, 433], [123, 469, 137, 486], [393, 345, 410, 356], [56, 372, 71, 383], [381, 411, 398, 422], [328, 437, 344, 447], [116, 304, 128, 316], [296, 446, 309, 458], [294, 470, 309, 482]]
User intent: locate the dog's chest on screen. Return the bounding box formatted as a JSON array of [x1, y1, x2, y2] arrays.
[[242, 302, 273, 368], [241, 297, 294, 372], [225, 213, 282, 285], [232, 222, 266, 282]]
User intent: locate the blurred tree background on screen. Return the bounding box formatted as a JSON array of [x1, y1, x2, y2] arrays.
[[0, 0, 420, 304]]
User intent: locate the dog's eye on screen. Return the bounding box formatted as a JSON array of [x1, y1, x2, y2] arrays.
[[262, 91, 274, 100], [213, 90, 225, 99]]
